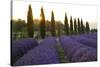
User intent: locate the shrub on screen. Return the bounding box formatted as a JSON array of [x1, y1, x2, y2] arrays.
[[13, 37, 59, 66], [11, 38, 38, 65], [59, 36, 97, 62]]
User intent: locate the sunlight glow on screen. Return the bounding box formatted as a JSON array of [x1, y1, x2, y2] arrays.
[[12, 0, 97, 29]]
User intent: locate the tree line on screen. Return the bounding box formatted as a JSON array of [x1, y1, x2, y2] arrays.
[[12, 4, 95, 39]]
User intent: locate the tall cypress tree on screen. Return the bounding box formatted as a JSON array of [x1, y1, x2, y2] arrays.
[[64, 13, 69, 35], [27, 4, 34, 37], [77, 18, 81, 34], [74, 18, 77, 34], [51, 11, 56, 36], [40, 7, 46, 39], [70, 16, 73, 35], [80, 18, 85, 34], [80, 18, 84, 34], [86, 21, 90, 33]]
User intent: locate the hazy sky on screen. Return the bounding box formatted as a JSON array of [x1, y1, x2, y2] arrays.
[[12, 0, 98, 29]]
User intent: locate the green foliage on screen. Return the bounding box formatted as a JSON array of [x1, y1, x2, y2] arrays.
[[86, 21, 90, 33], [12, 19, 26, 32], [55, 45, 69, 63], [12, 5, 92, 39], [40, 7, 46, 39], [27, 4, 34, 37], [45, 20, 51, 32], [80, 18, 85, 34], [12, 20, 17, 32], [91, 29, 97, 32], [70, 16, 73, 35], [51, 11, 56, 37], [74, 18, 77, 34], [11, 19, 27, 40], [77, 18, 81, 34], [64, 13, 69, 35], [57, 21, 61, 37], [55, 21, 64, 37]]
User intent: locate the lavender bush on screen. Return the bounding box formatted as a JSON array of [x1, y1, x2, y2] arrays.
[[82, 32, 97, 40], [13, 37, 59, 66], [72, 47, 97, 62], [11, 38, 38, 64], [59, 36, 97, 62], [71, 36, 97, 48]]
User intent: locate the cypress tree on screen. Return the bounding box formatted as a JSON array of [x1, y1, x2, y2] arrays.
[[27, 4, 34, 37], [51, 11, 56, 36], [64, 13, 69, 35], [40, 7, 46, 39], [74, 18, 77, 34], [77, 18, 81, 34], [70, 16, 73, 35], [80, 18, 84, 34], [86, 21, 90, 33]]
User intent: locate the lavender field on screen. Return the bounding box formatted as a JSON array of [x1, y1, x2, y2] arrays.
[[11, 32, 97, 66], [11, 1, 97, 66]]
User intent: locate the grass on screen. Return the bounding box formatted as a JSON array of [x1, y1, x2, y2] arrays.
[[55, 39, 69, 63]]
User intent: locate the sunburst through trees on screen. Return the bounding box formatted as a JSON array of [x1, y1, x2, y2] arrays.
[[12, 4, 92, 39], [11, 3, 97, 66]]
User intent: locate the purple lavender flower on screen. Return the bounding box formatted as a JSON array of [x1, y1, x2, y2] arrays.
[[72, 47, 97, 62], [82, 32, 97, 40], [71, 36, 97, 48], [59, 36, 97, 62], [13, 37, 59, 66], [11, 38, 38, 64], [59, 36, 84, 60]]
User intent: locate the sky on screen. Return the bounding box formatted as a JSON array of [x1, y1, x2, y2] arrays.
[[12, 0, 98, 29]]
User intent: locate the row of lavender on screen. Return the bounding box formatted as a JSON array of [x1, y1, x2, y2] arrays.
[[70, 32, 97, 48], [60, 35, 97, 62], [60, 32, 97, 62], [11, 32, 97, 66], [11, 38, 38, 65], [12, 37, 60, 66]]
